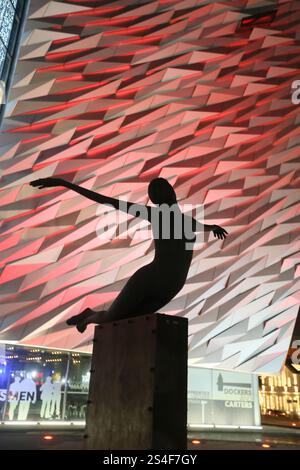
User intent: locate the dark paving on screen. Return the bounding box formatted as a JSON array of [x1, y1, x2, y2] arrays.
[[0, 426, 300, 450]]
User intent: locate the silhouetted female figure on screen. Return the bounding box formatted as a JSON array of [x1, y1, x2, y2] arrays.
[[30, 177, 227, 332]]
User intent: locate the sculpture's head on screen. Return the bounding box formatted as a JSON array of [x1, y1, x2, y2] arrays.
[[148, 178, 177, 205]]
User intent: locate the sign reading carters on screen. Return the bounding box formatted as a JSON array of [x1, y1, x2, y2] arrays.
[[215, 373, 253, 409], [188, 367, 259, 426]]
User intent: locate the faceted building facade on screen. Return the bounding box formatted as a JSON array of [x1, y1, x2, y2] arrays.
[[0, 0, 299, 375]]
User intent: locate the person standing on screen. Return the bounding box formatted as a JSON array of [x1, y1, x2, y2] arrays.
[[17, 374, 37, 421], [50, 377, 62, 419], [40, 377, 53, 419], [8, 376, 21, 421]]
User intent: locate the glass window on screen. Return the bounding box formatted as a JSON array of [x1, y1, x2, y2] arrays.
[[0, 41, 5, 74], [1, 345, 69, 422], [0, 1, 15, 48], [65, 353, 91, 421], [0, 343, 91, 422], [0, 1, 26, 117]]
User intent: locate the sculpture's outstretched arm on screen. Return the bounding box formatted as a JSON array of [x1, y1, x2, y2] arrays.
[[30, 178, 151, 220], [192, 217, 228, 240]]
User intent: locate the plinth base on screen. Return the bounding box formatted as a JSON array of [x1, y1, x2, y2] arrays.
[[84, 313, 188, 450]]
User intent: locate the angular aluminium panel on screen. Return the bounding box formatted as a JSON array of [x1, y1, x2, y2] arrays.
[[0, 0, 299, 374]]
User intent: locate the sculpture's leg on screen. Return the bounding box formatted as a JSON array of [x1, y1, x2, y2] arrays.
[[69, 293, 176, 333], [76, 309, 107, 333], [67, 268, 150, 331], [66, 308, 95, 325], [67, 263, 177, 332], [66, 308, 107, 332]]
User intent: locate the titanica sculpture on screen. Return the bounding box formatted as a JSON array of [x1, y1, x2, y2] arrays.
[[30, 177, 228, 332]]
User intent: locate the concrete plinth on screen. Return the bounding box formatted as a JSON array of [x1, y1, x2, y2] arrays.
[[84, 313, 188, 450]]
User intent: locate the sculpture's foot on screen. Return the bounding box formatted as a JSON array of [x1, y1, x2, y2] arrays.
[[66, 308, 94, 326], [76, 320, 88, 333], [68, 309, 107, 333]]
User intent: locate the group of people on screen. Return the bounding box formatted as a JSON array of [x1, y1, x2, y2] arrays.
[[8, 374, 62, 421], [39, 376, 62, 420], [8, 375, 37, 421]]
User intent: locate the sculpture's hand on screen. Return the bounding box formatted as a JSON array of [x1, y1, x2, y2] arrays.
[[211, 225, 228, 240], [30, 177, 66, 189]]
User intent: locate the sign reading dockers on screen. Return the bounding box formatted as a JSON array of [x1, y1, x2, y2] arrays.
[[216, 373, 253, 409], [188, 368, 258, 426]]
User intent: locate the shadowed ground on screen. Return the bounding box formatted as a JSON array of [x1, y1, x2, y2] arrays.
[[0, 426, 300, 450]]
